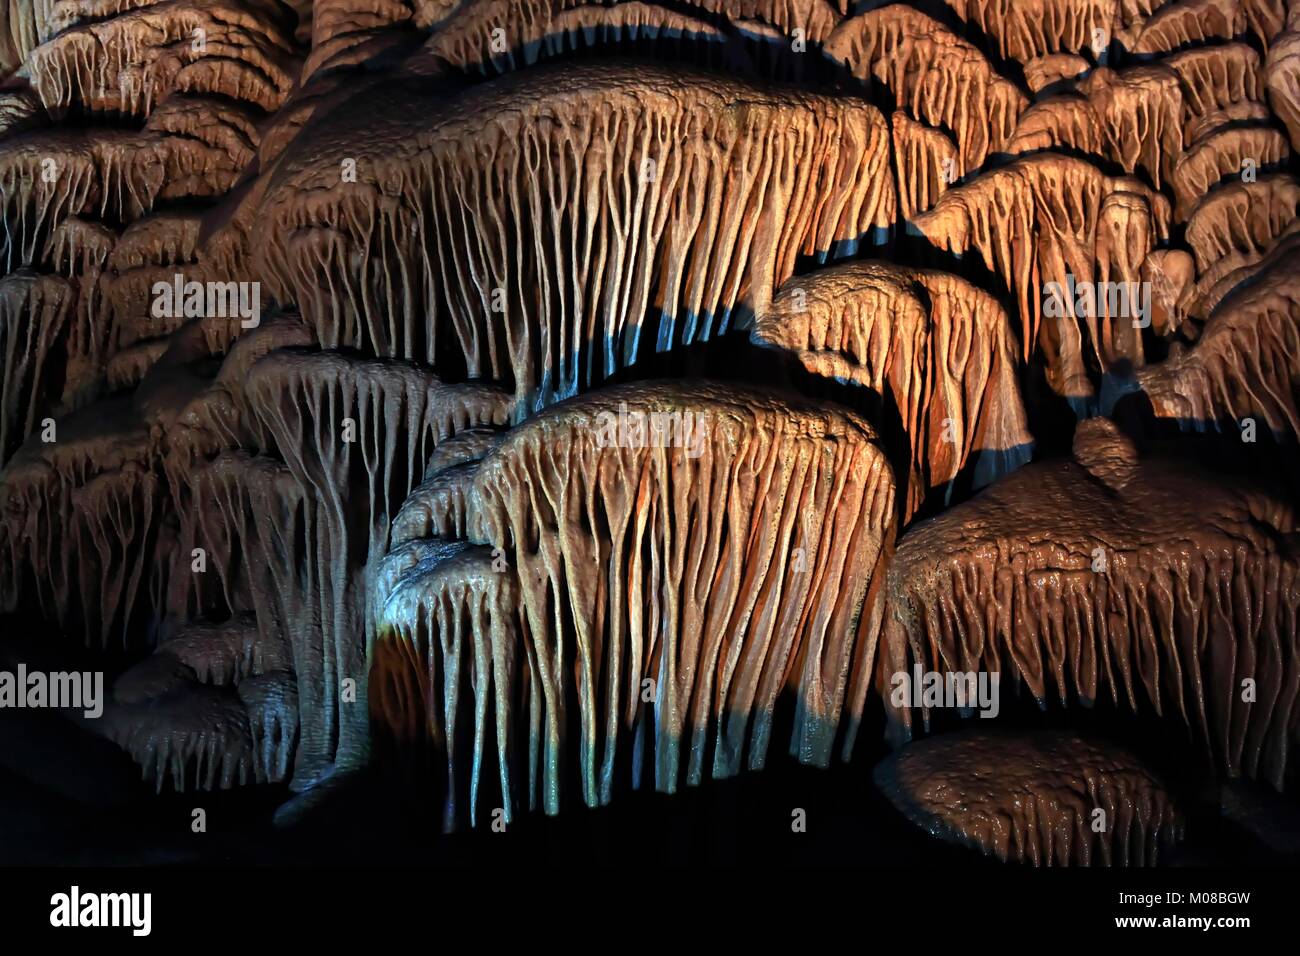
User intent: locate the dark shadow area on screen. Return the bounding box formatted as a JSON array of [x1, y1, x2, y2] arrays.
[[4, 655, 1298, 865]]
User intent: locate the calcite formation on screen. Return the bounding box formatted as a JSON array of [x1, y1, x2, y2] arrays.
[[1132, 0, 1245, 54], [407, 0, 845, 77], [1269, 3, 1300, 150], [1172, 126, 1290, 219], [1023, 53, 1091, 94], [407, 0, 737, 78], [0, 99, 264, 276], [0, 0, 1299, 867], [1132, 232, 1300, 446], [0, 270, 74, 463], [249, 61, 895, 413], [876, 418, 1300, 788], [103, 614, 298, 790], [27, 0, 298, 116], [371, 381, 896, 822], [913, 154, 1169, 403], [750, 262, 1032, 516], [875, 729, 1186, 865], [1002, 66, 1185, 191], [0, 397, 160, 647], [889, 112, 962, 221], [824, 7, 1027, 172], [940, 0, 1118, 62], [1168, 43, 1264, 142]]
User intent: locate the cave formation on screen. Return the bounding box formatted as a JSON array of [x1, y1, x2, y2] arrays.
[[875, 728, 1187, 865], [3, 0, 1300, 867]]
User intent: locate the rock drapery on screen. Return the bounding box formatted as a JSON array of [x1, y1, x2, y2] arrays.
[[370, 381, 896, 822], [750, 262, 1032, 516], [875, 729, 1186, 865], [874, 418, 1300, 789]]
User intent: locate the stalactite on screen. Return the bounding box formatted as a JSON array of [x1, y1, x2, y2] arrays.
[[661, 0, 847, 37], [144, 96, 261, 197], [101, 615, 299, 790], [100, 203, 259, 356], [1184, 174, 1300, 270], [1244, 0, 1288, 47], [0, 128, 136, 271], [303, 0, 414, 81], [1023, 53, 1091, 93], [1004, 95, 1105, 158], [1266, 4, 1300, 150], [392, 462, 490, 544], [107, 340, 171, 392], [423, 427, 505, 478], [157, 315, 316, 499], [45, 0, 201, 36], [410, 0, 841, 78], [875, 418, 1300, 788], [163, 614, 287, 684], [371, 541, 525, 829], [252, 61, 895, 413], [913, 153, 1169, 407], [1094, 190, 1155, 367], [1186, 100, 1271, 144], [1003, 66, 1183, 190], [181, 452, 327, 787], [43, 217, 117, 410], [407, 0, 735, 78], [824, 7, 1027, 172], [2, 0, 59, 74], [1140, 248, 1195, 338], [0, 271, 75, 464], [1181, 250, 1266, 321], [237, 348, 514, 779], [104, 210, 212, 349], [1, 0, 1298, 852], [244, 349, 514, 559], [1082, 66, 1183, 189], [527, 4, 731, 67], [0, 396, 162, 647], [1173, 125, 1291, 219], [0, 106, 254, 271], [1165, 43, 1263, 145], [372, 381, 897, 821], [941, 0, 1116, 62], [751, 262, 1032, 517], [27, 0, 297, 117], [105, 677, 259, 792], [890, 113, 961, 222], [1135, 233, 1300, 446], [1133, 0, 1245, 54], [876, 729, 1186, 865], [0, 85, 47, 138]]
